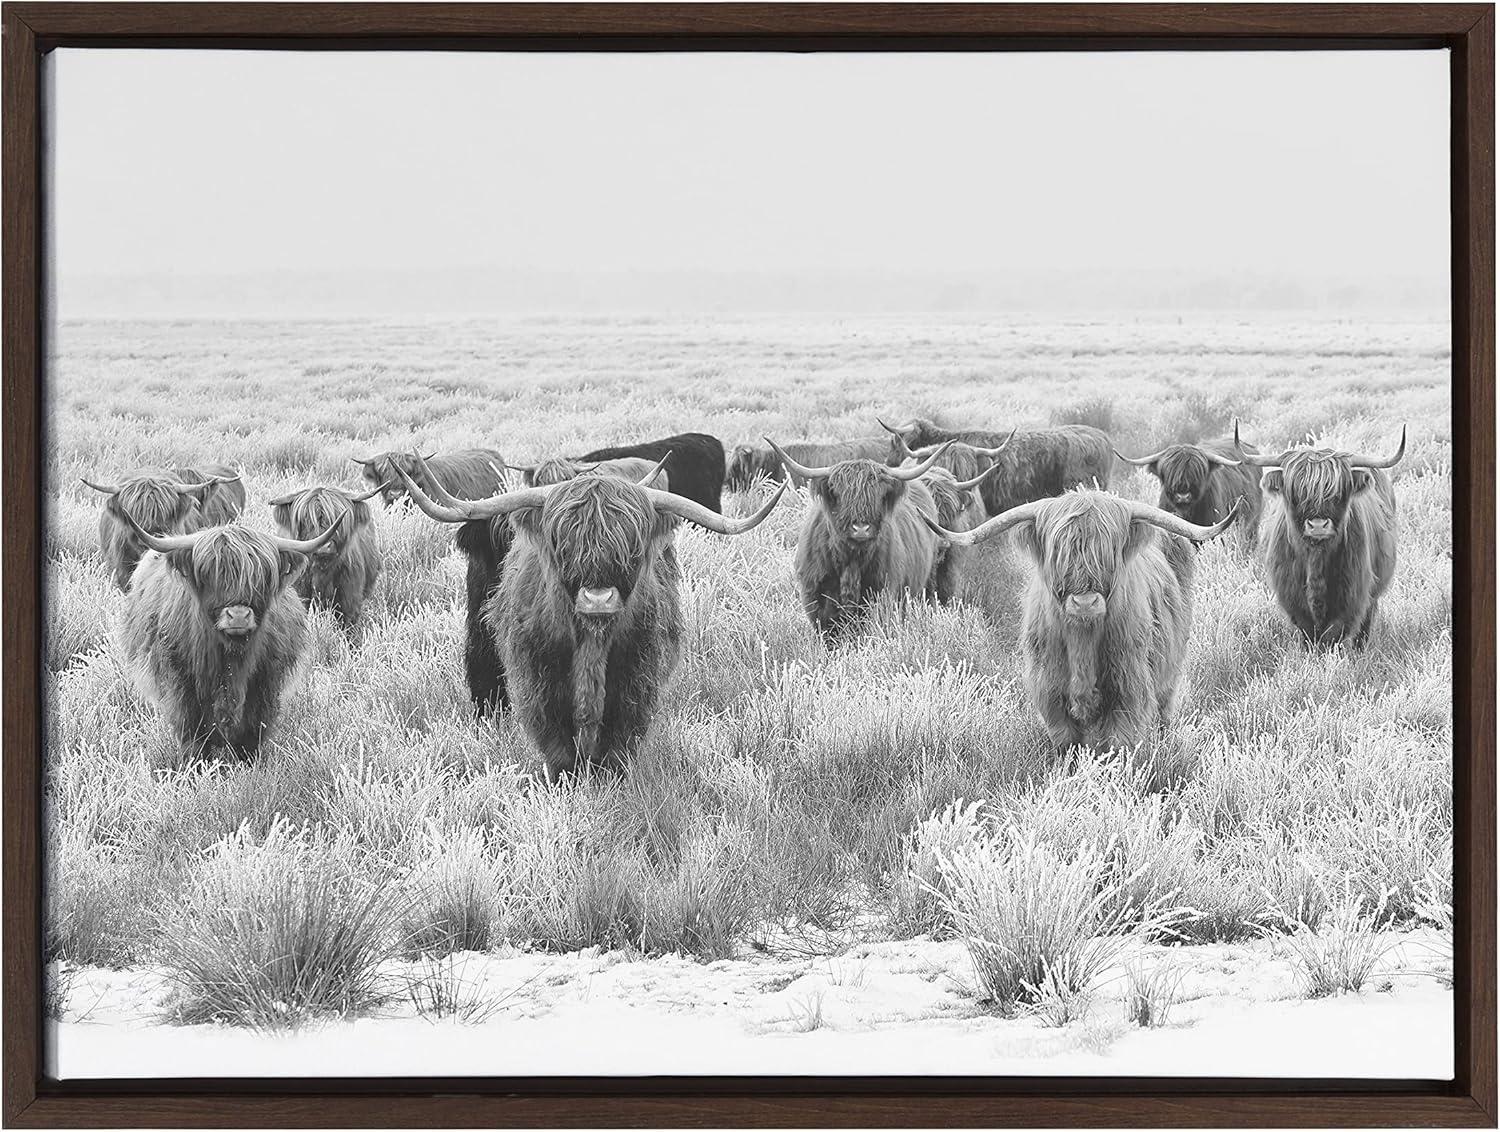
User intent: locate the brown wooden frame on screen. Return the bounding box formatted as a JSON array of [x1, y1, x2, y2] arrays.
[[3, 3, 1493, 1126]]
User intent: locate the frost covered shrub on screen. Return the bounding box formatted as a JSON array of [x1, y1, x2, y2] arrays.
[[401, 824, 512, 957], [1269, 878, 1395, 997], [892, 798, 985, 939], [157, 818, 406, 1027], [936, 826, 1185, 1016]]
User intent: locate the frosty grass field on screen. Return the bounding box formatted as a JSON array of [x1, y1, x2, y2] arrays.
[[44, 314, 1453, 1077]]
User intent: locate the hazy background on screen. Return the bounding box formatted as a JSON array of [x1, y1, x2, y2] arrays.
[[48, 49, 1450, 317]]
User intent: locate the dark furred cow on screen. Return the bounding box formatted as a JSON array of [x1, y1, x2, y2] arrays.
[[921, 464, 999, 603], [119, 515, 340, 756], [1235, 423, 1405, 647], [926, 489, 1238, 750], [726, 437, 889, 492], [880, 417, 1113, 518], [1116, 437, 1263, 549], [352, 448, 505, 509], [768, 439, 954, 643], [84, 466, 245, 590], [269, 482, 386, 630], [396, 458, 785, 779], [576, 432, 725, 514]]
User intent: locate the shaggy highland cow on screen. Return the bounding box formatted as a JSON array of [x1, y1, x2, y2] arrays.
[[119, 514, 339, 756], [352, 448, 505, 509], [83, 465, 245, 590], [767, 438, 954, 642], [879, 417, 1113, 517], [926, 488, 1239, 750], [1115, 436, 1263, 549], [726, 437, 890, 492], [920, 463, 1000, 603], [452, 455, 671, 718], [269, 482, 386, 629], [1234, 422, 1405, 647], [396, 457, 785, 778], [576, 432, 725, 513]]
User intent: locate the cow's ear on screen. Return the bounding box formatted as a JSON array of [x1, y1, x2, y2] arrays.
[[1351, 469, 1376, 496], [1263, 470, 1283, 494], [508, 505, 543, 538], [278, 550, 305, 580], [165, 548, 200, 592], [1013, 519, 1041, 562], [349, 499, 371, 528], [1124, 518, 1155, 561]]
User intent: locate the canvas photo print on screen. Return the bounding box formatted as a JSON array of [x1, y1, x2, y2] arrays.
[[43, 48, 1453, 1079]]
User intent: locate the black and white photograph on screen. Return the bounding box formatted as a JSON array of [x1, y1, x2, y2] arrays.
[[43, 46, 1454, 1080]]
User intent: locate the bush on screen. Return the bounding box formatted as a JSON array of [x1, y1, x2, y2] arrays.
[[156, 818, 406, 1028], [934, 825, 1186, 1016], [1268, 879, 1395, 998], [1122, 957, 1186, 1028]]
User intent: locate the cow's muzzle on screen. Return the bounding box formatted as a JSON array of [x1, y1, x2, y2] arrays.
[[1303, 518, 1335, 542], [575, 586, 623, 618], [848, 523, 876, 543], [216, 604, 258, 638], [1172, 492, 1194, 506], [1064, 591, 1107, 620]]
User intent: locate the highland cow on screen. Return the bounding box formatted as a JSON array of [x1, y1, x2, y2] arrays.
[[920, 463, 1000, 603], [576, 432, 725, 513], [1115, 436, 1263, 549], [352, 448, 505, 509], [926, 488, 1239, 750], [119, 515, 340, 756], [83, 466, 244, 590], [767, 438, 954, 642], [879, 417, 1113, 517], [396, 457, 785, 778], [726, 437, 890, 492], [453, 455, 669, 717], [1234, 422, 1405, 647], [269, 482, 386, 629]]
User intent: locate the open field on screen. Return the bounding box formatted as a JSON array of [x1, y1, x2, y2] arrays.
[[43, 314, 1453, 1075]]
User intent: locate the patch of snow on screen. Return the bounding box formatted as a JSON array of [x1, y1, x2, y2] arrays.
[[48, 932, 1453, 1080]]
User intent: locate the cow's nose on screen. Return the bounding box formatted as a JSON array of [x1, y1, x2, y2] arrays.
[[1173, 493, 1193, 505], [1064, 592, 1107, 619], [575, 586, 623, 617], [1303, 518, 1335, 541], [217, 604, 256, 637], [849, 523, 875, 542]]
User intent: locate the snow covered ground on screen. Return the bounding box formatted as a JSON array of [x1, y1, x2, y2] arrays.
[[49, 931, 1452, 1080]]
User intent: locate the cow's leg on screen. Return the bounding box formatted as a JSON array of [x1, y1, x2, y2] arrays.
[[1352, 602, 1379, 648], [1034, 685, 1078, 750], [506, 639, 575, 780], [466, 607, 508, 716]]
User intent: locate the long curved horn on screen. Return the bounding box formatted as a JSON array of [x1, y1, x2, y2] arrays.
[[1201, 447, 1242, 467], [952, 462, 1000, 492], [80, 477, 120, 496], [1233, 420, 1293, 467], [889, 440, 956, 482], [394, 462, 552, 524], [1344, 425, 1407, 470], [409, 452, 468, 509], [120, 511, 204, 554], [1113, 446, 1169, 467], [876, 418, 910, 439], [968, 429, 1017, 459], [266, 489, 302, 507], [637, 454, 671, 487], [349, 482, 389, 503], [922, 498, 1048, 547], [350, 454, 379, 466], [764, 438, 836, 481], [502, 460, 539, 476], [647, 482, 786, 535], [272, 517, 345, 556], [175, 473, 238, 496], [1128, 497, 1241, 542]]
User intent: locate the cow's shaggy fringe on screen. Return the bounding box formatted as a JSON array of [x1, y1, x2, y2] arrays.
[[271, 485, 382, 629], [155, 818, 407, 1028]]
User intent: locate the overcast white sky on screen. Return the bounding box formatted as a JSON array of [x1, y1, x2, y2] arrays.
[[48, 49, 1449, 313]]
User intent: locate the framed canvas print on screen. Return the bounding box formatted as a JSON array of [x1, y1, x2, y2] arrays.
[[3, 3, 1494, 1127]]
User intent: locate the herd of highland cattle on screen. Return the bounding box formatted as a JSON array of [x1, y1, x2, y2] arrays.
[[78, 414, 1407, 779]]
